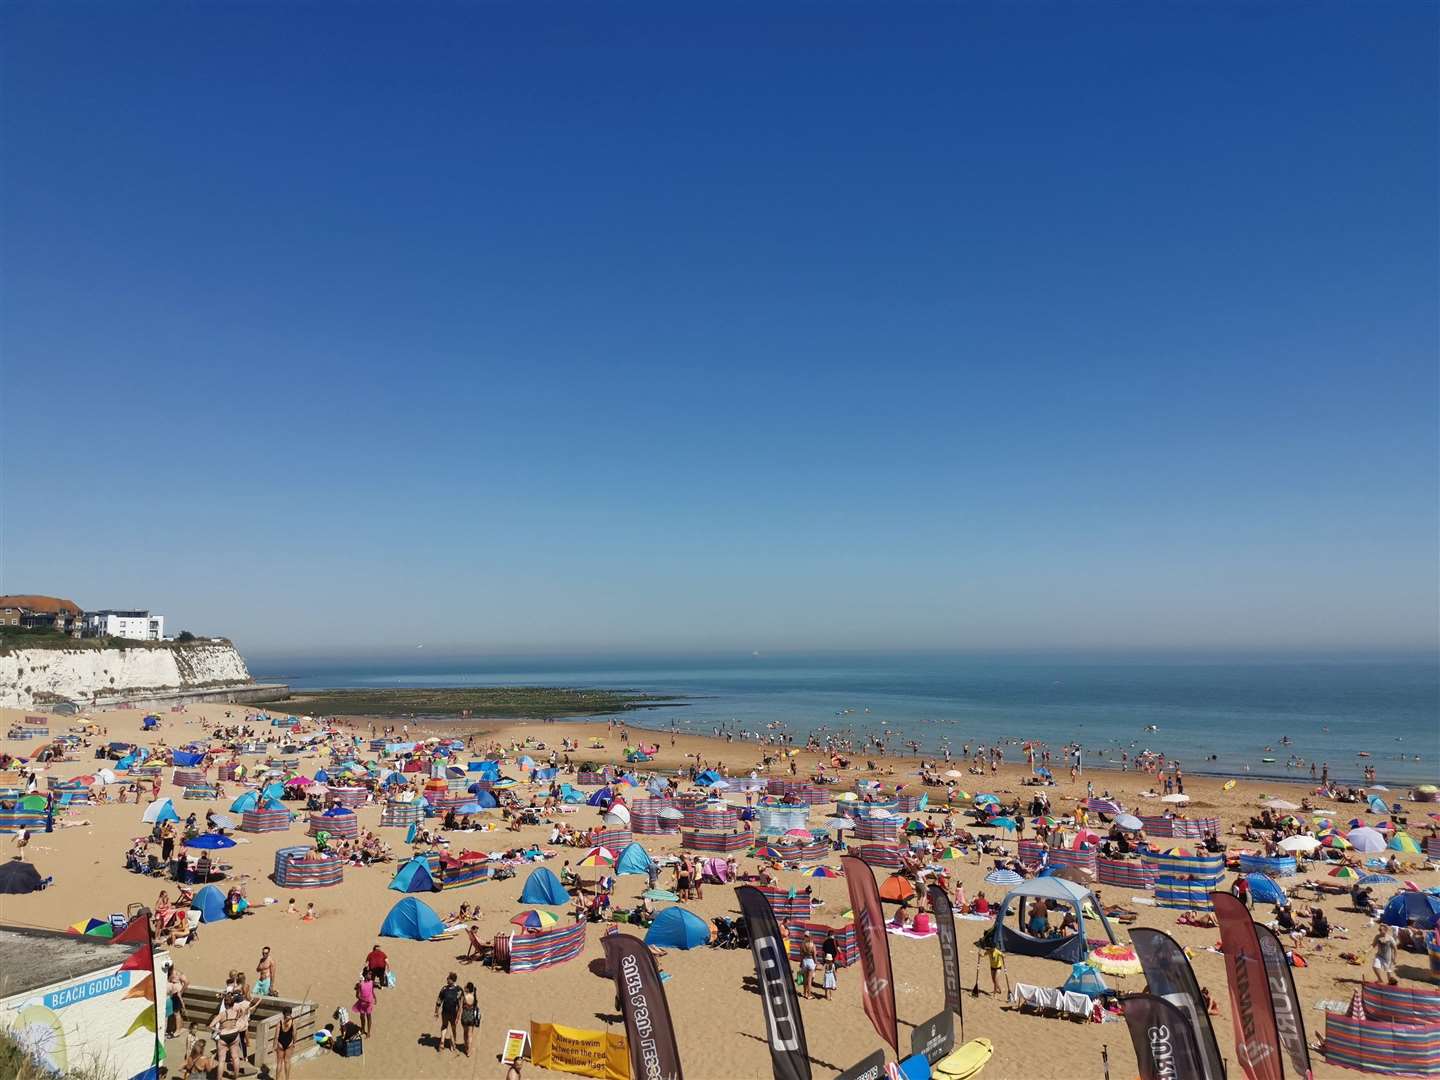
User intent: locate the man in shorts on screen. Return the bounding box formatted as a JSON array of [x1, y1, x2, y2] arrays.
[[435, 971, 463, 1053]]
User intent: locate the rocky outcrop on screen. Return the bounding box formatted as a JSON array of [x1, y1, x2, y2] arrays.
[[0, 641, 254, 708]]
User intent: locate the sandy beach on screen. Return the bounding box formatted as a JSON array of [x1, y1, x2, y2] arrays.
[[3, 701, 1436, 1080]]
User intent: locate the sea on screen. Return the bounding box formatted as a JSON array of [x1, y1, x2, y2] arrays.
[[251, 652, 1440, 786]]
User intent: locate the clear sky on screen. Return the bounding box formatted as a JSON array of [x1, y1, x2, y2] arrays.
[[2, 2, 1436, 657]]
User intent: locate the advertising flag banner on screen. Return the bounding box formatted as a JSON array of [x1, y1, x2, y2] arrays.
[[926, 883, 965, 1036], [736, 885, 812, 1080], [1130, 927, 1227, 1080], [1123, 993, 1210, 1080], [1254, 922, 1313, 1079], [1212, 890, 1285, 1080], [602, 931, 684, 1080], [841, 856, 899, 1055]]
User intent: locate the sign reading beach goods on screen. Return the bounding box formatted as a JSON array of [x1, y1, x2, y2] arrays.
[[44, 971, 131, 1011], [529, 1022, 629, 1080], [834, 1049, 886, 1080]]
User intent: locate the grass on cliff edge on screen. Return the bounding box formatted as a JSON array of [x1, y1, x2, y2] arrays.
[[270, 686, 685, 719]]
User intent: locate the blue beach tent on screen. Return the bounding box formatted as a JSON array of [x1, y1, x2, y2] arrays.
[[615, 843, 655, 877], [230, 792, 260, 813], [587, 787, 614, 808], [519, 867, 571, 906], [192, 885, 227, 923], [173, 751, 205, 767], [1061, 962, 1109, 997], [1243, 874, 1288, 906], [644, 907, 711, 950], [380, 897, 446, 939], [389, 856, 437, 893], [1381, 891, 1440, 929]]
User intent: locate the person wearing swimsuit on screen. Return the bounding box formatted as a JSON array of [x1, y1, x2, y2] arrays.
[[209, 992, 254, 1080], [274, 1008, 295, 1080]]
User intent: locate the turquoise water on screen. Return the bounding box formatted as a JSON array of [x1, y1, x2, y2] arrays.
[[253, 652, 1439, 785]]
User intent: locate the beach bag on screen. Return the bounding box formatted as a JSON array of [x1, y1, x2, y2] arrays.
[[338, 1036, 364, 1058], [385, 970, 397, 988], [463, 1004, 481, 1026]]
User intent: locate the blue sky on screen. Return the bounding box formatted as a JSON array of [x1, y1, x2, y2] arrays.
[[2, 3, 1436, 656]]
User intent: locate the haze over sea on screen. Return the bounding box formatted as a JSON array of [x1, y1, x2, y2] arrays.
[[253, 651, 1438, 786]]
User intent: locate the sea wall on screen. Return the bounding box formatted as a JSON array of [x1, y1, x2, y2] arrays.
[[0, 641, 256, 708]]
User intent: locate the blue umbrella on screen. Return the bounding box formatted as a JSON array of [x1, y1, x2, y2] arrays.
[[185, 833, 237, 850], [1359, 873, 1398, 885], [984, 869, 1023, 887]]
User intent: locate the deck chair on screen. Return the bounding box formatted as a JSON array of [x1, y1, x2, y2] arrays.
[[462, 927, 488, 963]]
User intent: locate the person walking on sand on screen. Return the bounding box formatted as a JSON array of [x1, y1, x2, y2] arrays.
[[14, 826, 29, 861], [435, 972, 463, 1054], [460, 981, 481, 1056], [273, 1006, 296, 1080], [1372, 923, 1400, 986]]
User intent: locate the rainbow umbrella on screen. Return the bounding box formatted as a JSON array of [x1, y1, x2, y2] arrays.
[[578, 846, 616, 867], [802, 866, 841, 878], [68, 918, 114, 938], [755, 846, 786, 861], [1312, 818, 1333, 830], [1090, 944, 1143, 976], [510, 910, 559, 930], [1328, 866, 1361, 880], [1371, 820, 1395, 834], [1389, 833, 1422, 854], [1322, 834, 1352, 849], [1032, 816, 1060, 827], [935, 847, 965, 860], [949, 790, 971, 802]]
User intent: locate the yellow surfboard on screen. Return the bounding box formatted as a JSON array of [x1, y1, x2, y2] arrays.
[[932, 1038, 994, 1079]]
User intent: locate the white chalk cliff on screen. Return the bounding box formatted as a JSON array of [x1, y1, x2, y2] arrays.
[[0, 641, 254, 708]]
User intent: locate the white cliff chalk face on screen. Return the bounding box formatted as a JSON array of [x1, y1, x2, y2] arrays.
[[0, 642, 253, 708]]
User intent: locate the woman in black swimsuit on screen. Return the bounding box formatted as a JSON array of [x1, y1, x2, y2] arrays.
[[274, 1007, 294, 1080]]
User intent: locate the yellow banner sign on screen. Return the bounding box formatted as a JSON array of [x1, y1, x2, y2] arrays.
[[530, 1021, 629, 1080]]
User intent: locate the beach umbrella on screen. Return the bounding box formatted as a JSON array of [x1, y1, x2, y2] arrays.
[[802, 866, 840, 878], [1369, 785, 1390, 792], [1032, 816, 1061, 827], [837, 792, 858, 802], [974, 794, 1000, 806], [68, 918, 115, 938], [20, 795, 48, 812], [1089, 944, 1143, 977], [1328, 866, 1362, 881], [1359, 874, 1397, 885], [1389, 833, 1422, 854], [603, 804, 631, 826], [989, 817, 1018, 832], [578, 846, 616, 868], [783, 828, 812, 839], [1322, 834, 1352, 849], [493, 778, 517, 789], [1312, 818, 1333, 830], [822, 817, 854, 830], [1278, 835, 1320, 853], [510, 910, 560, 930], [755, 846, 786, 861], [185, 833, 236, 850], [1085, 798, 1121, 814], [984, 869, 1023, 887], [934, 847, 964, 860], [1114, 814, 1143, 832], [949, 790, 971, 802], [642, 889, 679, 901], [1345, 818, 1368, 830], [863, 808, 894, 819], [1161, 794, 1190, 804], [1347, 827, 1387, 853], [878, 875, 915, 902], [289, 776, 313, 787], [1261, 799, 1300, 811]]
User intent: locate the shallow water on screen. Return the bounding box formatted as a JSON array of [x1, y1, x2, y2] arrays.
[[254, 651, 1439, 785]]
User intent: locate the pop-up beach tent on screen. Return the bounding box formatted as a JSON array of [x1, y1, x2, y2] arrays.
[[142, 798, 180, 824], [1382, 891, 1440, 930], [1242, 873, 1289, 906], [192, 885, 228, 923], [644, 907, 710, 950], [519, 866, 571, 906], [615, 842, 655, 877], [990, 875, 1118, 964], [389, 856, 437, 893], [1061, 961, 1109, 998], [380, 897, 446, 939]]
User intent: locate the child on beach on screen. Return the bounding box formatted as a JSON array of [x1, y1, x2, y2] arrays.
[[988, 945, 1006, 995], [821, 959, 837, 1000]]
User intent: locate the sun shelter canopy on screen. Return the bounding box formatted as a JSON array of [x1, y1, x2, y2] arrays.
[[615, 843, 655, 877], [644, 907, 711, 950], [191, 885, 227, 923], [389, 856, 437, 893], [1381, 891, 1440, 929], [519, 866, 571, 905], [990, 875, 1117, 964], [380, 897, 446, 939]]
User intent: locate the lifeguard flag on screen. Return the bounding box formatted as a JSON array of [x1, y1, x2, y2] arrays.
[[926, 884, 965, 1038], [736, 886, 811, 1080], [602, 931, 684, 1080], [1123, 993, 1209, 1080], [1255, 922, 1314, 1079], [1130, 927, 1226, 1080], [840, 856, 899, 1056], [1213, 891, 1285, 1080]]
